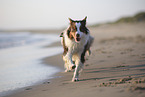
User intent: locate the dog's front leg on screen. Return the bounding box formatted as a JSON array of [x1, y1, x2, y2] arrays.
[[64, 52, 76, 70], [63, 56, 70, 72], [72, 58, 83, 82]]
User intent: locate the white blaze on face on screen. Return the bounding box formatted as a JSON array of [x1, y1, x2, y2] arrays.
[[75, 22, 82, 37]]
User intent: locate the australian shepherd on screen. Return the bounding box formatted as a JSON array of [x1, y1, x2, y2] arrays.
[[60, 17, 94, 82]]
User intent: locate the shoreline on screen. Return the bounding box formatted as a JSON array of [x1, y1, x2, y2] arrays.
[[5, 23, 145, 97], [0, 33, 63, 97]]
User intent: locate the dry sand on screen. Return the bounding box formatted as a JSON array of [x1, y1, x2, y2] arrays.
[[6, 23, 145, 97]]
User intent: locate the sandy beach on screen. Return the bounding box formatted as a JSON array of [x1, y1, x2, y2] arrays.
[[6, 22, 145, 97]]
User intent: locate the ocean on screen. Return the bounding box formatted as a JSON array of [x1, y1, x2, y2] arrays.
[[0, 32, 63, 96]]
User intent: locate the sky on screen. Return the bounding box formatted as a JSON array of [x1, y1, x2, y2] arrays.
[[0, 0, 145, 30]]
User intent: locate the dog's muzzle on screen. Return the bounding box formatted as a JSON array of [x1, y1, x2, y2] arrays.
[[75, 34, 81, 42]]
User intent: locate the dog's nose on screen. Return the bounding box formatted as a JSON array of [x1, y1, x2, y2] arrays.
[[76, 34, 80, 37]]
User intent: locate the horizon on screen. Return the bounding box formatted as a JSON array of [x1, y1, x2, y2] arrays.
[[0, 0, 145, 30]]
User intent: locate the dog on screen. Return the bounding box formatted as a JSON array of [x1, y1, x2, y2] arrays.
[[60, 16, 94, 82]]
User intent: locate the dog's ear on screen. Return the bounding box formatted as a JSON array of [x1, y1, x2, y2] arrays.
[[83, 16, 87, 21], [69, 18, 74, 23], [82, 16, 87, 25]]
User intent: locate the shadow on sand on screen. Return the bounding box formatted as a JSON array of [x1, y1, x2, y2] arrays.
[[79, 64, 145, 82]]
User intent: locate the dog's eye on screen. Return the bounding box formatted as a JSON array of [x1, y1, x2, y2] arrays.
[[80, 27, 85, 32], [75, 26, 77, 31], [72, 29, 76, 32], [71, 27, 77, 32]]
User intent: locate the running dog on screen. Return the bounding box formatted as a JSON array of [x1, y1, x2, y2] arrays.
[[60, 17, 94, 82]]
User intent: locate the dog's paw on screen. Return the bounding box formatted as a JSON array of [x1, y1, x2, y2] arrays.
[[72, 78, 79, 82], [65, 69, 71, 72], [87, 50, 91, 56], [71, 65, 76, 69], [69, 64, 76, 70]]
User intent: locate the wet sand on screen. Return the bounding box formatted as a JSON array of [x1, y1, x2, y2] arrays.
[[6, 23, 145, 97]]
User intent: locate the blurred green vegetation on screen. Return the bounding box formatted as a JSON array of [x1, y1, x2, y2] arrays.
[[115, 12, 145, 23], [90, 12, 145, 27]]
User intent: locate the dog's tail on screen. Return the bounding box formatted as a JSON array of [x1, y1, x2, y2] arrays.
[[60, 32, 64, 37], [86, 36, 94, 56]]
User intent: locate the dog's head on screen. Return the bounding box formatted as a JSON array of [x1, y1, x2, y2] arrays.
[[67, 16, 89, 43]]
